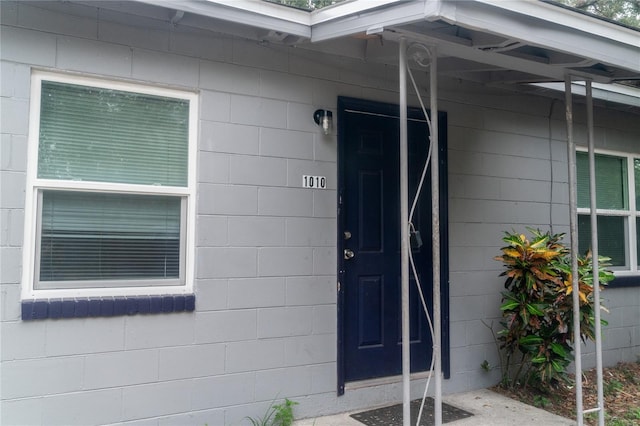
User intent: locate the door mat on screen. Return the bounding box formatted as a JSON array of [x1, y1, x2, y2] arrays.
[[350, 398, 473, 426]]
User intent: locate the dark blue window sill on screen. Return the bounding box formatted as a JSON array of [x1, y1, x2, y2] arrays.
[[609, 275, 640, 288], [21, 294, 195, 320]]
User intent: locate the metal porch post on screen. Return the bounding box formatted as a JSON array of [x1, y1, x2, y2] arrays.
[[399, 36, 411, 426], [565, 76, 584, 426], [430, 46, 442, 426], [586, 80, 605, 426]]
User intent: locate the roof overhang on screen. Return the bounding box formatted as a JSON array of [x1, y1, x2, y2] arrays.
[[134, 0, 312, 38], [312, 0, 640, 85], [131, 0, 639, 100]]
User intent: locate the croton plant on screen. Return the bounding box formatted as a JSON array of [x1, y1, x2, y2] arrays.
[[494, 229, 614, 387]]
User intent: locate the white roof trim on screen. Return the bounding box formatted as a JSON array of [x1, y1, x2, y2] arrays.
[[135, 0, 413, 36], [433, 0, 640, 75], [532, 82, 640, 107], [204, 0, 309, 23], [311, 1, 428, 42], [473, 0, 640, 46], [135, 0, 311, 37], [310, 0, 406, 25]]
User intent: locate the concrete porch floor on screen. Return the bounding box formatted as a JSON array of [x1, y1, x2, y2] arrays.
[[293, 389, 575, 426]]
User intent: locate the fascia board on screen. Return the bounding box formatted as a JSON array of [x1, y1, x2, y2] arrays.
[[531, 82, 640, 107], [311, 0, 428, 42], [134, 0, 311, 37], [473, 0, 640, 46], [439, 1, 639, 74], [311, 0, 407, 25]]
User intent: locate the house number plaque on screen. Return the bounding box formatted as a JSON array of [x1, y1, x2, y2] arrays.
[[302, 175, 327, 189]]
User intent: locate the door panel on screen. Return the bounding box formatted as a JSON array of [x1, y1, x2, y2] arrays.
[[342, 110, 434, 382]]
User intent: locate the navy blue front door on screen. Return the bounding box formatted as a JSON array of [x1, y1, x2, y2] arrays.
[[338, 98, 447, 384]]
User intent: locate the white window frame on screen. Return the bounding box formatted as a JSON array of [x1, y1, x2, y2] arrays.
[[576, 147, 638, 276], [22, 70, 198, 299]]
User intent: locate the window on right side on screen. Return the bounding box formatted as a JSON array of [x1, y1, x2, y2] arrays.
[[577, 150, 639, 274]]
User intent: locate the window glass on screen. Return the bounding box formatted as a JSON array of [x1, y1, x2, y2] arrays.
[[577, 152, 627, 210], [578, 214, 626, 267], [635, 159, 640, 210], [25, 73, 195, 296], [38, 81, 189, 187], [37, 191, 182, 288], [637, 217, 640, 267]]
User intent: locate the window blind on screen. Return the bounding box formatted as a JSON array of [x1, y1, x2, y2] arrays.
[[578, 214, 626, 267], [577, 152, 628, 210], [634, 159, 640, 210], [38, 191, 182, 286], [38, 81, 189, 187]]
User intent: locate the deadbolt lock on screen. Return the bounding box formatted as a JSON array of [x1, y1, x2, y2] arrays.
[[344, 249, 355, 260]]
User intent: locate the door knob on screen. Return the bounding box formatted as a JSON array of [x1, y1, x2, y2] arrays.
[[344, 249, 355, 260]]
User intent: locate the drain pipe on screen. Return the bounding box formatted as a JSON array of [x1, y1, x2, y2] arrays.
[[429, 45, 443, 426], [399, 36, 411, 426], [586, 80, 605, 426], [565, 75, 584, 426]]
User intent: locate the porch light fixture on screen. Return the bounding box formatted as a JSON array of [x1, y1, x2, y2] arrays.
[[313, 109, 333, 135]]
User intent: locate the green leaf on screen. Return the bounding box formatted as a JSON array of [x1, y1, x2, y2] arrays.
[[500, 300, 520, 311], [550, 342, 567, 358], [518, 335, 543, 345], [526, 303, 545, 316], [551, 359, 564, 372], [531, 355, 546, 364]]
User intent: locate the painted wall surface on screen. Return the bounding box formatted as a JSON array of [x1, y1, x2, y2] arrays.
[[1, 2, 638, 425]]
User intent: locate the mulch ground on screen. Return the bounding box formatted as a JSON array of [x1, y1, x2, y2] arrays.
[[490, 362, 640, 425]]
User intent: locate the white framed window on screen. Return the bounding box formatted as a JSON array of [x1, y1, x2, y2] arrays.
[[22, 71, 197, 299], [576, 148, 639, 275]]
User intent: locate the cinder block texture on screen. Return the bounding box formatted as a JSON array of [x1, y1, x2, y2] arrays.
[[195, 310, 257, 343], [1, 397, 43, 426], [84, 349, 158, 389], [1, 356, 84, 399], [1, 320, 46, 360], [57, 37, 132, 77], [228, 216, 285, 247], [124, 313, 194, 349], [1, 2, 639, 424], [42, 389, 122, 426], [196, 247, 258, 278], [191, 373, 255, 410], [257, 307, 313, 338], [159, 343, 226, 380], [225, 339, 285, 373], [227, 277, 285, 309], [122, 380, 192, 420], [45, 317, 125, 356]]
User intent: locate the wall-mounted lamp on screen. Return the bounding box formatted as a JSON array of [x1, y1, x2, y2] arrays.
[[313, 109, 333, 136]]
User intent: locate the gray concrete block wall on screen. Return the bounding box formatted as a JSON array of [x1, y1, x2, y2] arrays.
[[0, 2, 343, 424], [442, 88, 640, 391], [1, 1, 638, 424]]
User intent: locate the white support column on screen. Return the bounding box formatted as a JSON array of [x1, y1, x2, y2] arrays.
[[586, 80, 605, 426], [565, 75, 583, 426], [399, 36, 411, 426], [430, 46, 442, 426]]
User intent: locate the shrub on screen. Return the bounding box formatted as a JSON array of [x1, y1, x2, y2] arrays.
[[246, 398, 299, 426], [494, 229, 614, 388]]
